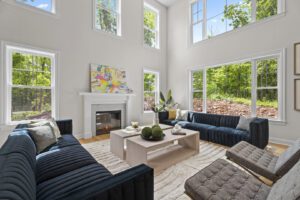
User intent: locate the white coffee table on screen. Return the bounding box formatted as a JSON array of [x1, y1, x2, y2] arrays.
[[110, 124, 173, 159], [126, 128, 199, 173]]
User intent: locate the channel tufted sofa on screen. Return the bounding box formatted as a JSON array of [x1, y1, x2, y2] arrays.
[[0, 120, 154, 200], [159, 111, 269, 149]]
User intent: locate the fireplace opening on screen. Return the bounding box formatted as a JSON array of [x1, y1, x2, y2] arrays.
[[96, 110, 121, 135]]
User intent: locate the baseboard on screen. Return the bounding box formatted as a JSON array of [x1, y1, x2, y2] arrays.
[[74, 133, 83, 139], [269, 137, 293, 146]]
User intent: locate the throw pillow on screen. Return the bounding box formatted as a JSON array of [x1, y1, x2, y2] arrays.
[[168, 109, 177, 120], [27, 123, 57, 153], [29, 118, 61, 138], [236, 116, 256, 131], [175, 109, 189, 121]]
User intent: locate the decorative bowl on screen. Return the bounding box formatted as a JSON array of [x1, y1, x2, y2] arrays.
[[141, 133, 166, 141]]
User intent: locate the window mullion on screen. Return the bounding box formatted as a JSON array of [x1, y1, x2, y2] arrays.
[[203, 0, 207, 40], [203, 68, 207, 113], [251, 60, 257, 117], [251, 0, 256, 22]]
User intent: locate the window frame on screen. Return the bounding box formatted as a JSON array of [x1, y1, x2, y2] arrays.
[[143, 3, 160, 49], [1, 42, 58, 125], [190, 0, 285, 44], [189, 49, 285, 122], [143, 69, 160, 113], [14, 0, 56, 15], [93, 0, 122, 37]]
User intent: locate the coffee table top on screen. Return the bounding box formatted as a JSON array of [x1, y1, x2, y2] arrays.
[[110, 124, 173, 139], [126, 128, 199, 149]]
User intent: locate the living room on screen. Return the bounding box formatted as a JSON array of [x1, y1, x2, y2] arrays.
[[0, 0, 300, 199]]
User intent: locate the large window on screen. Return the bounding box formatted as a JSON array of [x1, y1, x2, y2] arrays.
[[144, 4, 160, 49], [191, 0, 281, 43], [95, 0, 121, 36], [5, 45, 56, 123], [16, 0, 55, 13], [191, 53, 283, 121], [144, 70, 159, 112]]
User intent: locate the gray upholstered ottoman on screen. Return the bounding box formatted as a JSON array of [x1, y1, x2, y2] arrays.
[[184, 159, 270, 200]]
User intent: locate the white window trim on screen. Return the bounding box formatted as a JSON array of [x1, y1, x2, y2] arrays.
[[143, 3, 160, 49], [189, 0, 286, 45], [1, 41, 59, 125], [188, 49, 286, 123], [93, 0, 122, 37], [143, 69, 160, 114], [2, 0, 58, 17]]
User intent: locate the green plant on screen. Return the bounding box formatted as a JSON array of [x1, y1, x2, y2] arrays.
[[151, 90, 178, 113]]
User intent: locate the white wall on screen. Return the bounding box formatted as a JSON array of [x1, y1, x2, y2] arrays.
[[167, 0, 300, 143], [0, 0, 167, 139]]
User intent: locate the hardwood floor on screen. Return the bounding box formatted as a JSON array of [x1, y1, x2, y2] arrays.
[[80, 135, 288, 155]]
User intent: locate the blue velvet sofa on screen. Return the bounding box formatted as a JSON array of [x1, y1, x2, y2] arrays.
[[159, 112, 269, 149], [0, 120, 154, 200]]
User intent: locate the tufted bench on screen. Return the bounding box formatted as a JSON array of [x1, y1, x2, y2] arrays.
[[226, 139, 300, 182], [184, 159, 270, 200], [185, 158, 300, 200]]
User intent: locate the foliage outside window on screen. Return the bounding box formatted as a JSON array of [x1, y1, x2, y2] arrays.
[[144, 4, 159, 49], [192, 56, 280, 120], [16, 0, 54, 13], [144, 71, 159, 112], [192, 0, 280, 43], [95, 0, 121, 36], [7, 47, 54, 122]]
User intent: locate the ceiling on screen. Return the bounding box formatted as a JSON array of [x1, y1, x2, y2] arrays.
[[156, 0, 179, 7]]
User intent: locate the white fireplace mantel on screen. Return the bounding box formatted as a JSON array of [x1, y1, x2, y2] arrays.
[[80, 92, 135, 139]]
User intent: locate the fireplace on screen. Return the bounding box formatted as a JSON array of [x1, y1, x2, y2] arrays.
[[96, 110, 121, 135]]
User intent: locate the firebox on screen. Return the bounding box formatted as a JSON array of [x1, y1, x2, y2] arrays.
[[96, 110, 121, 135]]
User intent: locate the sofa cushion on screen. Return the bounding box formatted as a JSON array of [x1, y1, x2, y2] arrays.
[[274, 138, 300, 178], [185, 159, 270, 200], [36, 145, 97, 184], [48, 134, 81, 151], [0, 153, 36, 200], [185, 123, 215, 140], [267, 159, 300, 200], [226, 141, 278, 181], [37, 163, 112, 200], [220, 115, 240, 128], [209, 127, 250, 147], [161, 119, 179, 126], [192, 113, 221, 127], [177, 121, 191, 128]]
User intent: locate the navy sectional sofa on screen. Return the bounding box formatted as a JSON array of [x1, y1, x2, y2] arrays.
[[0, 120, 154, 200], [159, 112, 269, 149]]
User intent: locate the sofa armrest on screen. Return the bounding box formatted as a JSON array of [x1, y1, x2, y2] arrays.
[[56, 119, 73, 135], [249, 118, 269, 149], [66, 164, 154, 200]]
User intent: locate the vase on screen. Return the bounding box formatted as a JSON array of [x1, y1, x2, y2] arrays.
[[153, 113, 159, 125]]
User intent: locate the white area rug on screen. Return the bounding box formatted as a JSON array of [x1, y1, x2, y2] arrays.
[[82, 140, 227, 200]]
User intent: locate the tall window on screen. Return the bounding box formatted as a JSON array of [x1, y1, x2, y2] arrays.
[[144, 70, 159, 112], [191, 53, 283, 121], [191, 0, 281, 43], [95, 0, 121, 36], [5, 45, 56, 123], [144, 4, 160, 49], [16, 0, 55, 13]]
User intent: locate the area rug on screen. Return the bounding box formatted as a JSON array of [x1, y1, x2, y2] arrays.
[[82, 140, 227, 200]]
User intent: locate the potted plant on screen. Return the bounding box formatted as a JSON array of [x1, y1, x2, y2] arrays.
[[151, 90, 178, 125]]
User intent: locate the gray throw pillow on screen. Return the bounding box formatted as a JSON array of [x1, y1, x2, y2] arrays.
[[236, 116, 256, 131], [27, 123, 57, 153], [29, 118, 61, 138]]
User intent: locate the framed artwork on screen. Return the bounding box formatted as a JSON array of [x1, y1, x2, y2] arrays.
[[90, 64, 133, 94], [295, 79, 300, 111], [295, 43, 300, 75]]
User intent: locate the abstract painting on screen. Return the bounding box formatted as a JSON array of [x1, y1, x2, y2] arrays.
[[90, 64, 133, 94]]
